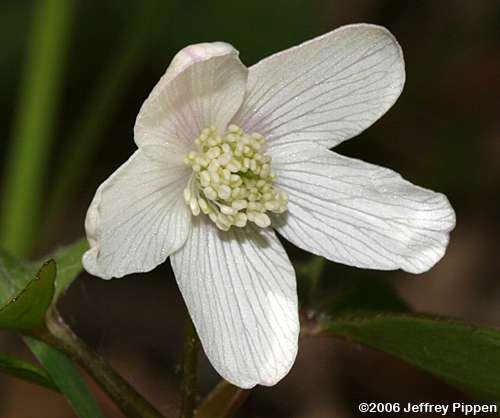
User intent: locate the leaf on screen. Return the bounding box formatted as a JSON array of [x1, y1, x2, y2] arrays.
[[0, 351, 59, 392], [0, 260, 55, 331], [51, 238, 88, 300], [321, 311, 500, 403], [0, 244, 103, 417], [25, 337, 104, 418], [195, 380, 249, 418], [0, 238, 88, 312]]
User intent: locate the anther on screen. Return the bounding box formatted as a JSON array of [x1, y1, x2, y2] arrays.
[[183, 125, 287, 230]]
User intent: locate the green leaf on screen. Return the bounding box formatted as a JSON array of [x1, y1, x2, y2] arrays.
[[0, 238, 88, 312], [0, 244, 103, 417], [0, 351, 59, 392], [0, 260, 55, 331], [195, 380, 249, 418], [25, 337, 104, 418], [51, 238, 88, 300], [321, 312, 500, 403]]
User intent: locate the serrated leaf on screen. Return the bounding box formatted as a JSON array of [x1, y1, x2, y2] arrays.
[[321, 312, 500, 403], [0, 260, 55, 331], [0, 351, 59, 392], [25, 337, 104, 418]]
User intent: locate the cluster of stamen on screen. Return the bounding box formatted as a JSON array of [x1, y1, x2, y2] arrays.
[[183, 125, 287, 231]]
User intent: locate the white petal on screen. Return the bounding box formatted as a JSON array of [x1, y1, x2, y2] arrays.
[[170, 218, 299, 388], [135, 42, 248, 150], [83, 149, 191, 279], [233, 24, 405, 151], [152, 43, 239, 88], [272, 145, 456, 273]]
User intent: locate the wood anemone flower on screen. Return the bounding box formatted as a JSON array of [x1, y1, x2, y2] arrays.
[[82, 24, 456, 389]]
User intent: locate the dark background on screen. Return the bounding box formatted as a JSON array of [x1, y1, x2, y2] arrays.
[[1, 0, 499, 417]]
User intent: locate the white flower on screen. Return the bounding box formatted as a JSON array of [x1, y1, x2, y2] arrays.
[[82, 24, 455, 388]]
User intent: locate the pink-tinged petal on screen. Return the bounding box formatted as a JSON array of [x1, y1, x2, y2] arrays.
[[233, 24, 405, 152], [83, 149, 191, 279], [153, 43, 238, 89], [171, 218, 299, 388], [135, 43, 248, 150], [272, 145, 455, 273]]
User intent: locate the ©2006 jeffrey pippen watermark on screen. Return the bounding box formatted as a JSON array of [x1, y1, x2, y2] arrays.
[[358, 402, 497, 415]]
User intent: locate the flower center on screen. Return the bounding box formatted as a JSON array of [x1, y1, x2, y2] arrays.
[[183, 125, 288, 231]]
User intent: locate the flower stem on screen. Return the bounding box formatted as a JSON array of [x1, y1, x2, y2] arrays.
[[37, 308, 166, 418], [195, 380, 249, 418], [179, 317, 200, 418]]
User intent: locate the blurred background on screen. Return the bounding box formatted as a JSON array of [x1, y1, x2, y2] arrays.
[[0, 0, 499, 417]]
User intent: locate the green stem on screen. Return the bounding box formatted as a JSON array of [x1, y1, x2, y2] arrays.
[[38, 308, 166, 418], [194, 380, 249, 418], [0, 0, 74, 255], [297, 256, 326, 307], [179, 318, 200, 418], [307, 256, 326, 303]]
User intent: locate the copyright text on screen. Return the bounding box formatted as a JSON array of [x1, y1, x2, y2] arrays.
[[358, 402, 497, 415]]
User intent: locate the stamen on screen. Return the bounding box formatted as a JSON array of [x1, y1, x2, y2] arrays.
[[183, 125, 287, 231]]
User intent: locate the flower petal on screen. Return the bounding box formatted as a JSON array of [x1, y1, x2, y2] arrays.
[[135, 42, 248, 150], [170, 217, 299, 388], [272, 145, 455, 273], [83, 149, 191, 279], [233, 24, 405, 151]]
